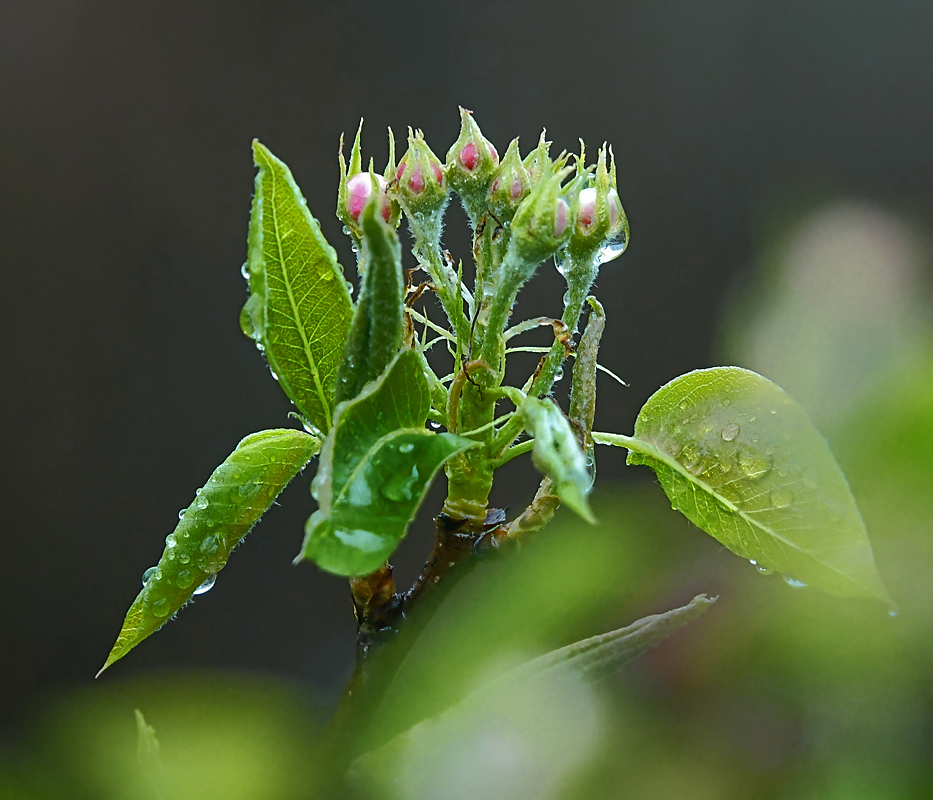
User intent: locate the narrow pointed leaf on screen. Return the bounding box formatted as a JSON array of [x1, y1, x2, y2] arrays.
[[100, 429, 321, 674], [242, 141, 353, 433], [499, 594, 716, 685], [335, 195, 405, 403], [523, 397, 595, 523], [300, 349, 476, 576], [598, 367, 892, 605]]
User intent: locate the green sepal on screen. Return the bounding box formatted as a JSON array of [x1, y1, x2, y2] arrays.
[[242, 141, 352, 434], [300, 349, 476, 576], [522, 396, 596, 524], [335, 193, 405, 403], [610, 367, 892, 605], [99, 429, 321, 675]]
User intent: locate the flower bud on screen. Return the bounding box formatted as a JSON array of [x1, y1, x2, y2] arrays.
[[486, 138, 532, 223], [394, 128, 448, 219], [444, 107, 500, 225], [569, 144, 629, 263], [337, 120, 399, 241], [508, 156, 574, 267]]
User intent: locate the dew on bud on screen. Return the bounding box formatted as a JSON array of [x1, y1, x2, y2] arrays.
[[345, 173, 390, 223]]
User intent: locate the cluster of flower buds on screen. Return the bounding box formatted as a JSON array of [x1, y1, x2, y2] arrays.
[[393, 128, 449, 227], [336, 120, 399, 241], [444, 107, 499, 225]]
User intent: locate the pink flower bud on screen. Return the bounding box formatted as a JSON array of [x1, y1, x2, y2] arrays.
[[346, 173, 390, 223], [553, 198, 570, 238], [608, 189, 622, 231], [577, 187, 597, 229], [460, 142, 478, 171]]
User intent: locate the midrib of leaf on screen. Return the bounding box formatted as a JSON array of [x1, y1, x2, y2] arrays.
[[266, 157, 332, 430], [593, 431, 870, 591]]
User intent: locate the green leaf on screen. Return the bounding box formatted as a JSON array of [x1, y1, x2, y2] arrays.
[[242, 141, 353, 434], [300, 349, 475, 576], [335, 194, 405, 403], [99, 429, 321, 675], [596, 367, 892, 605], [522, 397, 595, 523]]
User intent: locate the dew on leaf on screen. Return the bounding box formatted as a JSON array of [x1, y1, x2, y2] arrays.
[[149, 597, 171, 618], [141, 566, 158, 587], [784, 576, 807, 588], [720, 422, 740, 442]]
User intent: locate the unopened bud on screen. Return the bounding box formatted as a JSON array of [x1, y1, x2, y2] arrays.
[[337, 120, 399, 241], [394, 128, 448, 219], [487, 139, 531, 223], [345, 172, 391, 223], [570, 144, 629, 256], [508, 157, 574, 267], [445, 107, 500, 225]]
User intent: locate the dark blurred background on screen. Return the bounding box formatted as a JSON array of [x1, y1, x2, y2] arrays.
[[3, 1, 933, 797]]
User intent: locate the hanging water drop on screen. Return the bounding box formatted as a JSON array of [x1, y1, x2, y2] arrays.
[[178, 508, 186, 520], [784, 576, 807, 588], [193, 573, 216, 596], [553, 254, 567, 276], [240, 262, 250, 280], [596, 236, 627, 265], [141, 566, 158, 587], [427, 420, 443, 431]]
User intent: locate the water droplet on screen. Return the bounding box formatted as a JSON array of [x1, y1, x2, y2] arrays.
[[770, 487, 793, 509], [176, 568, 195, 589], [196, 496, 209, 510], [553, 254, 567, 276], [888, 608, 899, 618], [178, 508, 186, 520], [748, 416, 757, 423], [757, 565, 774, 575], [398, 442, 414, 453], [193, 573, 216, 595], [721, 398, 732, 407], [165, 533, 177, 549], [784, 576, 807, 588], [149, 597, 171, 617], [770, 409, 777, 415], [596, 236, 627, 265], [270, 370, 279, 382], [680, 443, 702, 474], [749, 559, 758, 566], [720, 422, 740, 442], [178, 551, 191, 565], [427, 420, 443, 431], [141, 566, 158, 587], [240, 262, 250, 280], [554, 368, 564, 382]]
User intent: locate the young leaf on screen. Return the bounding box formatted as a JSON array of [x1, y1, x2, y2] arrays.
[[241, 141, 353, 434], [522, 397, 596, 523], [300, 349, 476, 576], [596, 367, 892, 605], [99, 429, 321, 675], [335, 194, 405, 403]]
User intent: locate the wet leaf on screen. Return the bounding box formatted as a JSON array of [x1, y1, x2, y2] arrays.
[[523, 397, 595, 523], [99, 430, 321, 675], [596, 367, 892, 605], [242, 141, 353, 434], [300, 349, 475, 576]]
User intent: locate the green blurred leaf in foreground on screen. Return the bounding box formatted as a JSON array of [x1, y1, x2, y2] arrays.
[[100, 429, 321, 675], [241, 140, 353, 434], [299, 349, 475, 577], [595, 367, 893, 606]]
